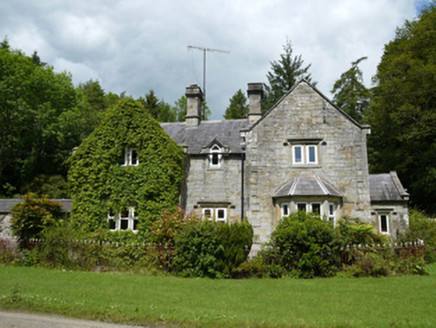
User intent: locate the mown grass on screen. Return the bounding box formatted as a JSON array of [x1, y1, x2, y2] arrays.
[[0, 264, 435, 327]]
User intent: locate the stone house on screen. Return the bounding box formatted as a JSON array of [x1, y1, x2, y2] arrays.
[[162, 80, 409, 250], [0, 80, 409, 250]]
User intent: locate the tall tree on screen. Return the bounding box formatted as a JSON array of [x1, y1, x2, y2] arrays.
[[331, 57, 371, 121], [78, 79, 106, 112], [0, 45, 77, 195], [264, 40, 316, 110], [139, 90, 176, 122], [224, 89, 249, 119], [367, 4, 436, 214], [172, 95, 188, 122]]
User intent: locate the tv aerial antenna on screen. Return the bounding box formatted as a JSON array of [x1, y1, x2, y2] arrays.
[[187, 45, 230, 119]]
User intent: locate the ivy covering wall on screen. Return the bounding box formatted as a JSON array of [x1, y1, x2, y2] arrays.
[[68, 98, 185, 237]]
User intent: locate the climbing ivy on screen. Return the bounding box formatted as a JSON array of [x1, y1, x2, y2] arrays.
[[68, 98, 185, 237]]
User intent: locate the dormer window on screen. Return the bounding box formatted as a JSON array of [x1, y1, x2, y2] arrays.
[[123, 148, 139, 166], [209, 145, 222, 169]]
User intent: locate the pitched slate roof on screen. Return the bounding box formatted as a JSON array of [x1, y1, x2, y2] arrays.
[[161, 119, 251, 154], [274, 175, 342, 198], [0, 199, 72, 213], [369, 172, 409, 202]]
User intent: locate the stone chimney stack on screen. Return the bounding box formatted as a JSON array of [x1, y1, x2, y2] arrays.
[[247, 83, 263, 124], [185, 84, 204, 126]]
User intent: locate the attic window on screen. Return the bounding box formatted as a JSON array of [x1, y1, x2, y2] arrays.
[[209, 145, 222, 169], [123, 149, 139, 166]]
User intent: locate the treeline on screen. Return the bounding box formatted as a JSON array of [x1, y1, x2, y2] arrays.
[[0, 39, 191, 198]]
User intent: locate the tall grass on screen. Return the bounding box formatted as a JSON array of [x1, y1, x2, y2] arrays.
[[0, 264, 435, 327]]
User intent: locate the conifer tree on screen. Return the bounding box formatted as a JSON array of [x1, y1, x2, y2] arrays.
[[331, 57, 371, 121], [264, 40, 316, 110], [224, 89, 249, 119]]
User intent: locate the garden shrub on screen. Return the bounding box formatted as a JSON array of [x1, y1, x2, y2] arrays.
[[270, 211, 340, 278], [336, 217, 388, 246], [173, 219, 253, 278], [341, 247, 427, 277], [10, 194, 65, 248], [149, 207, 198, 271], [403, 209, 436, 263], [216, 220, 253, 277], [68, 98, 184, 235], [233, 258, 269, 279]]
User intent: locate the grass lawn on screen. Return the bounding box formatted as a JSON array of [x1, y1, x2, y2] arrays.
[[0, 264, 435, 328]]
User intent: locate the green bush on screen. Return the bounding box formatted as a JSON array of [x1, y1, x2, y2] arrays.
[[340, 247, 427, 277], [336, 217, 388, 246], [10, 194, 65, 248], [403, 209, 436, 263], [216, 220, 253, 277], [270, 211, 340, 278], [173, 219, 253, 278]]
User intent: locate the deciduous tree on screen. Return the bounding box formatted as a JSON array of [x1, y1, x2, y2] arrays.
[[367, 4, 436, 214]]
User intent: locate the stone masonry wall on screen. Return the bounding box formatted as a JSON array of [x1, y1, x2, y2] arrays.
[[244, 82, 372, 247], [182, 154, 243, 222]]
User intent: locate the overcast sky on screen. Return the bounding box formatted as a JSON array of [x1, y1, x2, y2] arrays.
[[0, 0, 431, 119]]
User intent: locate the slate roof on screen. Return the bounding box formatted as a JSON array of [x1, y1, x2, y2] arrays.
[[274, 175, 342, 198], [161, 119, 251, 154], [369, 172, 409, 202], [0, 199, 72, 213]]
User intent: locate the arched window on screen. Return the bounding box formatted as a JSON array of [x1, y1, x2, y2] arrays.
[[209, 145, 222, 169]]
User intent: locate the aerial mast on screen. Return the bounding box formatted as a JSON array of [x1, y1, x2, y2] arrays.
[[187, 45, 230, 119]]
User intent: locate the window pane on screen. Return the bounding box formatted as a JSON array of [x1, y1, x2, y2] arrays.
[[307, 146, 316, 163], [312, 203, 321, 214], [131, 149, 138, 165], [329, 204, 334, 215], [294, 146, 302, 163], [203, 209, 213, 219], [212, 153, 219, 165], [282, 204, 289, 216], [380, 215, 388, 232], [133, 219, 139, 231], [217, 209, 226, 221], [297, 203, 307, 212], [120, 219, 128, 230], [108, 219, 116, 230]]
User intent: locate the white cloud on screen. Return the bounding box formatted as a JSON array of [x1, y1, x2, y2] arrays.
[[0, 0, 429, 118]]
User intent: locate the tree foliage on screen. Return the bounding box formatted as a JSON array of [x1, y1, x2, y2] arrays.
[[367, 5, 436, 214], [331, 57, 371, 121], [224, 89, 249, 119], [0, 44, 77, 195], [67, 98, 185, 235], [264, 40, 316, 111]]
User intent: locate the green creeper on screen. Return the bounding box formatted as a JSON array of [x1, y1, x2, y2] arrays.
[[68, 98, 185, 235]]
